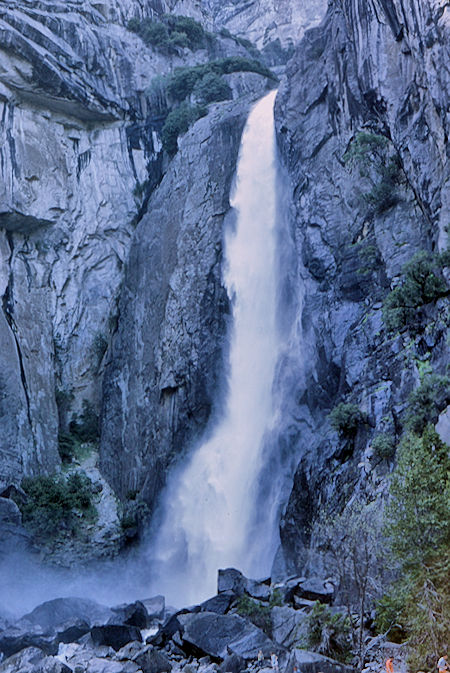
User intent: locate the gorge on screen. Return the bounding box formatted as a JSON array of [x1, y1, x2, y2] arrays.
[[0, 0, 449, 671]]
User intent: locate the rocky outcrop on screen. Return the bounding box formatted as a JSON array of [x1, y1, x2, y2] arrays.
[[274, 0, 449, 570], [0, 0, 275, 498], [204, 0, 327, 49], [99, 97, 252, 506], [0, 0, 166, 488]]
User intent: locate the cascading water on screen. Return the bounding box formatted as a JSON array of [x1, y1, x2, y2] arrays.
[[149, 90, 281, 606]]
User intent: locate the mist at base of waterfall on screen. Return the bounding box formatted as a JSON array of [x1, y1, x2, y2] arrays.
[[146, 90, 284, 607]]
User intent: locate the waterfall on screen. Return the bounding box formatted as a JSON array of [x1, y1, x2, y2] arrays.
[[149, 90, 281, 606]]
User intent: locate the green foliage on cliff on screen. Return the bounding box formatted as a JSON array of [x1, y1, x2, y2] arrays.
[[127, 14, 209, 53], [343, 131, 401, 214], [385, 427, 450, 565], [404, 372, 450, 433], [329, 402, 365, 437], [166, 57, 275, 102], [236, 594, 272, 636], [371, 433, 396, 460], [18, 472, 97, 540], [192, 72, 232, 105], [377, 427, 450, 667], [383, 251, 448, 332], [303, 602, 352, 663], [161, 102, 207, 155]]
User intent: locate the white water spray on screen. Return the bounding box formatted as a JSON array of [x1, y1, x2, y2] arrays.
[[149, 90, 281, 606]]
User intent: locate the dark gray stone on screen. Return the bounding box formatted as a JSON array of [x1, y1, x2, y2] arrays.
[[181, 612, 276, 660], [0, 626, 57, 659], [132, 645, 172, 673], [217, 569, 247, 597], [111, 601, 151, 628], [200, 592, 235, 615], [90, 625, 142, 651]]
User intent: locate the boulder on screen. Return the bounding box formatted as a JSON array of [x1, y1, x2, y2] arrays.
[[0, 626, 57, 659], [217, 569, 247, 597], [142, 596, 165, 621], [132, 645, 172, 673], [217, 570, 270, 602], [245, 580, 270, 602], [200, 593, 234, 615], [219, 653, 246, 673], [271, 606, 308, 649], [0, 647, 45, 673], [297, 579, 335, 604], [55, 619, 91, 644], [285, 649, 353, 673], [181, 612, 276, 660], [284, 578, 334, 606], [0, 649, 71, 673], [90, 625, 142, 651], [110, 601, 151, 628], [20, 597, 113, 632]]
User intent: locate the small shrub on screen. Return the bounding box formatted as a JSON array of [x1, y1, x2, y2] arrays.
[[343, 131, 388, 166], [383, 251, 448, 332], [371, 433, 396, 460], [58, 431, 80, 463], [269, 588, 283, 608], [18, 472, 97, 540], [404, 373, 450, 433], [164, 14, 206, 50], [161, 102, 207, 155], [343, 132, 401, 214], [192, 71, 232, 104], [127, 14, 207, 53], [329, 403, 365, 438], [235, 594, 271, 636], [304, 602, 352, 663], [364, 156, 401, 214]]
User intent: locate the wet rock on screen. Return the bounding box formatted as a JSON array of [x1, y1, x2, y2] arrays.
[[100, 99, 249, 510], [142, 596, 165, 622], [111, 601, 151, 629], [217, 569, 270, 601], [90, 625, 142, 651], [0, 625, 57, 659], [20, 598, 113, 632], [0, 647, 45, 673], [132, 645, 172, 673], [200, 592, 235, 615], [218, 569, 247, 597], [55, 619, 91, 644]]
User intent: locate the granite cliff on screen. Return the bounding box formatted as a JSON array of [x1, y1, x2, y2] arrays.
[[273, 0, 449, 571], [0, 0, 448, 582]]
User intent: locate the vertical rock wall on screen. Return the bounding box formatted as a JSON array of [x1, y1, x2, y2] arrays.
[[273, 0, 449, 571]]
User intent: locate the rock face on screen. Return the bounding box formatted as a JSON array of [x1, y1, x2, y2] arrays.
[[0, 0, 167, 489], [0, 0, 277, 507], [99, 98, 250, 505], [274, 0, 449, 570], [203, 0, 327, 49]]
